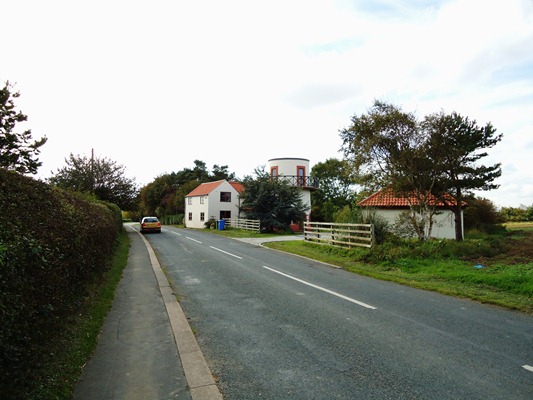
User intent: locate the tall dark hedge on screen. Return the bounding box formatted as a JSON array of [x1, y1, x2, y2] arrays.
[[0, 169, 122, 397]]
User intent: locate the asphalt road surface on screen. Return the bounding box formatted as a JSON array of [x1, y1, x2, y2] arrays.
[[142, 226, 533, 400]]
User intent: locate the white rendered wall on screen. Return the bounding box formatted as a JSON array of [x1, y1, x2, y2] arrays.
[[376, 209, 459, 239]]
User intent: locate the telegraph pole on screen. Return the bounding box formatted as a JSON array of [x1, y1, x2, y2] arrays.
[[91, 148, 95, 193]]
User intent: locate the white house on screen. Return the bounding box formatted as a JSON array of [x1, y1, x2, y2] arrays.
[[267, 157, 319, 228], [358, 188, 464, 240], [184, 180, 244, 229]]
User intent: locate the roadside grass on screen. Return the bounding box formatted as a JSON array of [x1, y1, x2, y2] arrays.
[[29, 230, 130, 400], [263, 230, 533, 314], [193, 226, 292, 239]]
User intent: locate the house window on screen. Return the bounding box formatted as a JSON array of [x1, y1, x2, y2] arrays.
[[200, 196, 205, 204], [188, 212, 192, 221], [220, 210, 231, 219], [220, 192, 231, 202], [200, 212, 205, 221], [271, 166, 278, 177], [188, 197, 192, 205]]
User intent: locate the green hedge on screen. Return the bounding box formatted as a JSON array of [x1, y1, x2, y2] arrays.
[[0, 169, 122, 398]]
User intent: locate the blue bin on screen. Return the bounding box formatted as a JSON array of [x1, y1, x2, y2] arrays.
[[218, 219, 226, 230]]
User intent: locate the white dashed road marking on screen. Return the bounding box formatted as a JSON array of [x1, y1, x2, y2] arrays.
[[210, 246, 243, 259], [262, 266, 377, 310]]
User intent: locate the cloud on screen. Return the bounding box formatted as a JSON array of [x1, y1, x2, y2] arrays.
[[285, 83, 361, 109], [2, 0, 532, 207]]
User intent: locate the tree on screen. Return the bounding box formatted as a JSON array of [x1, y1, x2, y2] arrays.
[[339, 101, 443, 240], [239, 167, 308, 232], [340, 100, 502, 241], [139, 173, 181, 216], [463, 195, 503, 233], [211, 164, 236, 181], [500, 205, 532, 222], [49, 153, 138, 210], [0, 81, 47, 174], [422, 111, 502, 241], [138, 161, 237, 217], [310, 158, 357, 222]]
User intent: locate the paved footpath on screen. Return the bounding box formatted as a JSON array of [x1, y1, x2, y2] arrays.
[[73, 226, 222, 400]]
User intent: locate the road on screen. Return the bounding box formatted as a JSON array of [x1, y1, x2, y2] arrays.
[[142, 226, 533, 399]]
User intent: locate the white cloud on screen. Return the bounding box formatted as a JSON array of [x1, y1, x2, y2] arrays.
[[2, 0, 532, 207]]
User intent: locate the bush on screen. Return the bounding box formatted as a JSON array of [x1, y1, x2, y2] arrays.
[[0, 169, 122, 398], [464, 196, 504, 233], [362, 234, 508, 265], [334, 206, 391, 244]]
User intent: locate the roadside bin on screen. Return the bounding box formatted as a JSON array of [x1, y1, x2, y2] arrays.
[[218, 219, 226, 230]]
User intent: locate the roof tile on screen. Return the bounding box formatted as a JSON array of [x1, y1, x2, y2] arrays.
[[186, 180, 244, 197], [358, 188, 459, 207]]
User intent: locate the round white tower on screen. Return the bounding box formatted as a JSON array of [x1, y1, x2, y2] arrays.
[[267, 157, 318, 228]]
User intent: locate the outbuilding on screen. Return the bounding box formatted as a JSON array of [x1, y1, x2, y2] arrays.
[[358, 188, 464, 240]]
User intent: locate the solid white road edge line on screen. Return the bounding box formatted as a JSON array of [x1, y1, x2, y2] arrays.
[[523, 365, 533, 372], [186, 237, 202, 244], [210, 246, 243, 259], [262, 266, 377, 310]]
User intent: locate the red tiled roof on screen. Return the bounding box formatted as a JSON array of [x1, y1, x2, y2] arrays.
[[358, 188, 459, 207], [186, 180, 244, 197], [229, 182, 245, 193]]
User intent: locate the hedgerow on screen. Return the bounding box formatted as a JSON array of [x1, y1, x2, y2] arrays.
[[0, 169, 122, 398]]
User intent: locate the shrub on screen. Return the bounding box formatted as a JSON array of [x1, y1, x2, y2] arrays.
[[464, 196, 504, 233], [334, 206, 391, 244]]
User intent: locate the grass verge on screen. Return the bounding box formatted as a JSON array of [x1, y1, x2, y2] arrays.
[[264, 232, 533, 314], [29, 230, 131, 399]]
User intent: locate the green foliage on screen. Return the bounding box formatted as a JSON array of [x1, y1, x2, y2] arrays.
[[310, 158, 357, 222], [333, 205, 390, 243], [0, 81, 47, 174], [423, 111, 502, 240], [159, 214, 184, 225], [240, 166, 309, 232], [0, 169, 122, 398], [27, 231, 130, 400], [500, 205, 533, 222], [48, 153, 138, 210], [138, 160, 236, 216], [464, 196, 504, 233], [339, 100, 421, 190], [365, 234, 507, 265], [340, 100, 503, 241]]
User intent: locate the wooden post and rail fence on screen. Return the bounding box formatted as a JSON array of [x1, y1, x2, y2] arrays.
[[222, 218, 374, 248], [304, 222, 374, 248], [224, 218, 261, 232]]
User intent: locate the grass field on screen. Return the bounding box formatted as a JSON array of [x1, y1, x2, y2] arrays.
[[504, 221, 533, 229]]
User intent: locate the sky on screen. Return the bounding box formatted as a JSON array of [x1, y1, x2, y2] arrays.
[[2, 0, 533, 208]]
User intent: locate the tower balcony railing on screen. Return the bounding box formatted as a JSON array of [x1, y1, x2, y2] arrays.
[[272, 175, 319, 190]]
